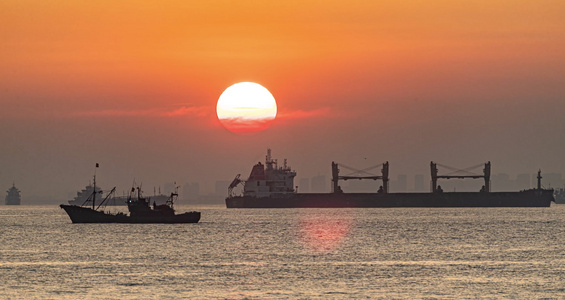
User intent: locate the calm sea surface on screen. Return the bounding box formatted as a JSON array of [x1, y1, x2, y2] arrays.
[[1, 204, 565, 299]]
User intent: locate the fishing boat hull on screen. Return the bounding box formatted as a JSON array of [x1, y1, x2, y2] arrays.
[[226, 189, 554, 208], [60, 205, 201, 223]]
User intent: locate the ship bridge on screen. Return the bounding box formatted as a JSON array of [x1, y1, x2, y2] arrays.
[[229, 149, 297, 198]]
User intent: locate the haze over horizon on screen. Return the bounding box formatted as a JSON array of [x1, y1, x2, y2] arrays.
[[1, 1, 564, 203]]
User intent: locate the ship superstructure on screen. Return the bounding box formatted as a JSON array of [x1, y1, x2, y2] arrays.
[[68, 182, 169, 206], [229, 149, 296, 198], [5, 183, 21, 205], [68, 183, 102, 206]]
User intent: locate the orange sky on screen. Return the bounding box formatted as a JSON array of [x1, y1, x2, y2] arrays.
[[1, 1, 565, 202]]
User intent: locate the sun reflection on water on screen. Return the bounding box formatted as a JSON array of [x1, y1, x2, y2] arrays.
[[297, 210, 354, 253]]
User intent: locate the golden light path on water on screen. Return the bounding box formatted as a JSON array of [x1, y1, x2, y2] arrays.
[[297, 209, 354, 253], [216, 82, 277, 135]]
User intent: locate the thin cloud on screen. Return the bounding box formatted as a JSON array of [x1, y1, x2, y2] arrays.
[[218, 117, 275, 135], [276, 107, 336, 120], [72, 106, 342, 121], [73, 106, 213, 118], [161, 106, 211, 117]]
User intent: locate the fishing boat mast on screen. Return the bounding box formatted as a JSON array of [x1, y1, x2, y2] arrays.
[[93, 163, 99, 210]]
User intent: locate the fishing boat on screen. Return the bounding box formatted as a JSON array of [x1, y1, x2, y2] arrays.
[[60, 167, 200, 223]]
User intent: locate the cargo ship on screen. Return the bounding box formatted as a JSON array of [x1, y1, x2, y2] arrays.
[[225, 150, 554, 208]]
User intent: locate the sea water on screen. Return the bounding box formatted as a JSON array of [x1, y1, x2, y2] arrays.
[[1, 205, 564, 299]]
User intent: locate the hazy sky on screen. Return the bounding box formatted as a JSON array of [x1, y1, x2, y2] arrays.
[[2, 1, 565, 202]]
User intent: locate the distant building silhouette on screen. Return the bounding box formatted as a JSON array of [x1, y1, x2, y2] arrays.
[[489, 173, 543, 191], [492, 173, 511, 191], [215, 180, 231, 197], [182, 182, 200, 202], [299, 178, 310, 193], [436, 178, 482, 192], [347, 179, 378, 193], [163, 182, 175, 195], [516, 174, 530, 190], [387, 175, 408, 192], [310, 175, 327, 193], [414, 174, 425, 191], [542, 173, 564, 189]]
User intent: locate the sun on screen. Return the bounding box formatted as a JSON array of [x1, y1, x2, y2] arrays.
[[216, 82, 277, 135]]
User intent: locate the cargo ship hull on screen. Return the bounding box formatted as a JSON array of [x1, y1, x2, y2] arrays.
[[226, 189, 554, 208]]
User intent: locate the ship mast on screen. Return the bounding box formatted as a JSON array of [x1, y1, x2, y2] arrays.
[[93, 174, 96, 210], [93, 163, 99, 210], [266, 148, 274, 170]]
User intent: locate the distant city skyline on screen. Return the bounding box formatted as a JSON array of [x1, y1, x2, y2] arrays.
[[10, 170, 564, 205]]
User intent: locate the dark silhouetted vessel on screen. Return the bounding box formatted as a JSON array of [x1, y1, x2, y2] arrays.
[[66, 182, 169, 206], [226, 150, 554, 208], [60, 167, 200, 223], [5, 183, 21, 205]]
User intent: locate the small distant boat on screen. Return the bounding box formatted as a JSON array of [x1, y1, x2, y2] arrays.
[[5, 183, 21, 205], [60, 166, 200, 224]]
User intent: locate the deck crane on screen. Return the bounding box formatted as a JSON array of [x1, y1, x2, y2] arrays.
[[332, 161, 389, 193], [430, 161, 491, 193]]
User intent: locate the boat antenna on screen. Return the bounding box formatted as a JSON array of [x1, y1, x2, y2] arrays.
[[93, 163, 99, 210]]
